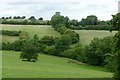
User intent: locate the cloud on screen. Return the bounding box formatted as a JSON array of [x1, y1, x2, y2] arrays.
[[0, 0, 119, 20]]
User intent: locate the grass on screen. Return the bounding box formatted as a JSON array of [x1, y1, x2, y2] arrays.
[[1, 25, 117, 45], [1, 24, 60, 43], [75, 30, 116, 45], [1, 35, 19, 43], [2, 51, 113, 78]]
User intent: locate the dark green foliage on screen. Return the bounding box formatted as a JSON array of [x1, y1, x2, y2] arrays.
[[55, 26, 79, 44], [104, 53, 117, 72], [40, 35, 56, 46], [1, 18, 50, 25], [0, 30, 21, 36], [111, 13, 120, 79], [61, 45, 84, 60], [38, 17, 43, 20], [31, 35, 46, 52], [21, 16, 26, 19], [20, 43, 38, 62], [69, 19, 79, 26], [51, 12, 70, 29], [2, 42, 15, 50], [64, 29, 79, 44], [45, 45, 56, 55], [85, 36, 115, 66], [13, 40, 23, 51], [51, 12, 65, 29], [55, 34, 71, 56], [28, 16, 36, 21]]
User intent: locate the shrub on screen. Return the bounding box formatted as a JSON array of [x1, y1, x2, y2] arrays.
[[40, 36, 56, 46], [85, 36, 115, 66], [20, 43, 39, 62], [0, 30, 21, 36]]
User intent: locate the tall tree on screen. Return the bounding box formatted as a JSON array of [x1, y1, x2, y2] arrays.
[[111, 13, 120, 79], [51, 12, 66, 29]]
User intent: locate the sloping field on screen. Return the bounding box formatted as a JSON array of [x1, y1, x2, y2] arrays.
[[75, 30, 116, 45], [1, 25, 60, 43], [1, 25, 117, 45], [2, 51, 113, 78]]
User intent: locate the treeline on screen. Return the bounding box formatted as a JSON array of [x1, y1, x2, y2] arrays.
[[0, 30, 21, 36], [0, 15, 113, 30], [1, 16, 50, 25]]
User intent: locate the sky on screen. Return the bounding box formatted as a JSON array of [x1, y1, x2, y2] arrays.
[[0, 0, 120, 21]]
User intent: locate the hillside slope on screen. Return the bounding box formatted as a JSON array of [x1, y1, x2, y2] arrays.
[[2, 51, 113, 78]]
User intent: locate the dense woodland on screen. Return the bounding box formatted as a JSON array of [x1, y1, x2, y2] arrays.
[[1, 12, 120, 79]]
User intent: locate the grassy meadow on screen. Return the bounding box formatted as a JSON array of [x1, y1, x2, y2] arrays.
[[1, 25, 60, 43], [75, 30, 116, 45], [1, 25, 116, 45], [2, 51, 113, 78], [1, 24, 117, 78]]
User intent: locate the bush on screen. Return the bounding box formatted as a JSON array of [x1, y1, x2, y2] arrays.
[[84, 36, 115, 66], [40, 35, 56, 46], [44, 45, 56, 55], [20, 43, 39, 62], [0, 30, 21, 36], [55, 34, 71, 56]]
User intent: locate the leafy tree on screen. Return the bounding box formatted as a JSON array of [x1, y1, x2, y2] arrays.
[[38, 17, 43, 20], [28, 16, 36, 21], [21, 16, 26, 19], [51, 12, 65, 30], [70, 19, 79, 26], [2, 17, 5, 19], [55, 34, 71, 56], [40, 35, 56, 46], [20, 42, 38, 62], [85, 15, 98, 25], [111, 13, 120, 79], [85, 37, 114, 66], [79, 15, 98, 26], [80, 18, 86, 26]]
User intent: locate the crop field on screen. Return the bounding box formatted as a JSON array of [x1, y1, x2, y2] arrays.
[[2, 51, 113, 78]]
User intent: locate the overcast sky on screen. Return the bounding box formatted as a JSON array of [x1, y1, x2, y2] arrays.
[[0, 0, 119, 20]]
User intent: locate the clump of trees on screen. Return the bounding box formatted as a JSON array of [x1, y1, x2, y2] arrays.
[[0, 30, 21, 36], [51, 12, 79, 44], [1, 16, 50, 25], [40, 35, 56, 46], [1, 14, 112, 30], [20, 42, 38, 62], [110, 13, 120, 79]]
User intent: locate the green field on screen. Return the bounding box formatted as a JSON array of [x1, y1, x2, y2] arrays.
[[75, 30, 116, 45], [1, 25, 116, 78], [2, 51, 113, 78], [1, 25, 116, 45], [1, 25, 60, 43]]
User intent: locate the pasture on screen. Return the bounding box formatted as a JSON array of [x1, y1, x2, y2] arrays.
[[2, 51, 113, 78], [1, 25, 60, 43], [1, 25, 116, 45]]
